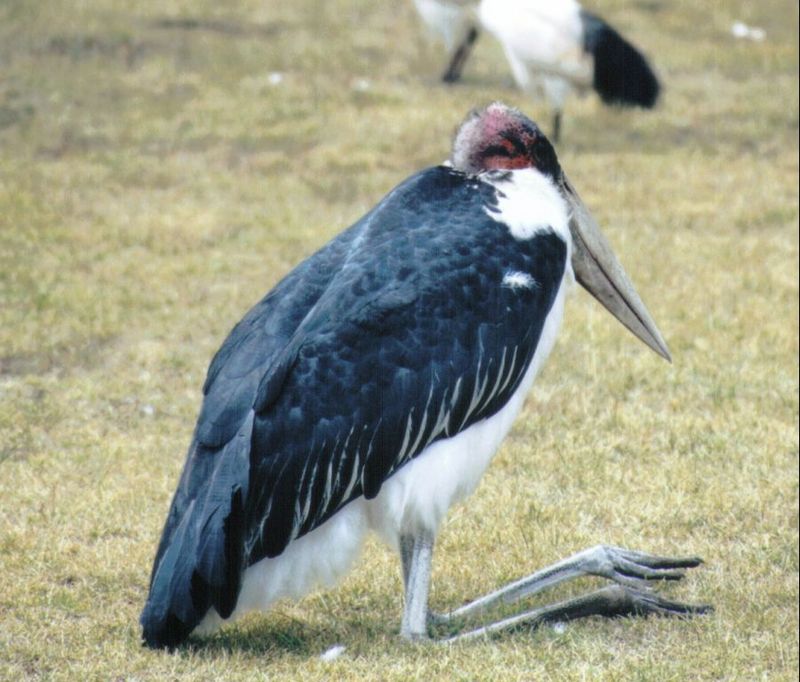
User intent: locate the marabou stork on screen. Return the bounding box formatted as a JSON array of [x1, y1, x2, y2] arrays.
[[141, 103, 707, 649]]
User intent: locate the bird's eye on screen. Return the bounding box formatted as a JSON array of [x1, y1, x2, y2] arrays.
[[483, 144, 513, 158]]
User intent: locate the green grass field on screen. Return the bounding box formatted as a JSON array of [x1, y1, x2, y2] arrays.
[[1, 0, 797, 679]]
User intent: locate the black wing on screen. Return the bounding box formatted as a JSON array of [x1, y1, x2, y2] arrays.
[[140, 167, 567, 648], [141, 216, 364, 648]]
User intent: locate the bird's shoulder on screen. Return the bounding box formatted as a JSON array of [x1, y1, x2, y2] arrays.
[[191, 166, 470, 448], [197, 165, 564, 450]]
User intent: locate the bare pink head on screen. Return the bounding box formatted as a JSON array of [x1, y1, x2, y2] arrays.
[[451, 102, 561, 179]]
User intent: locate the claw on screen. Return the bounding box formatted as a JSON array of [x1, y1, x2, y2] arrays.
[[613, 556, 687, 582], [614, 585, 714, 618], [592, 546, 705, 586], [440, 584, 712, 644], [613, 546, 704, 570]]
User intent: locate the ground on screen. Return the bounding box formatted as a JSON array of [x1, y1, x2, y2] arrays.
[[0, 0, 797, 680]]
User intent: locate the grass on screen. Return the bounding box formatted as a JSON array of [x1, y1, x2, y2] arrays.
[[0, 0, 797, 679]]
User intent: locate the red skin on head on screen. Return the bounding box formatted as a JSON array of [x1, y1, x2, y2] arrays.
[[452, 103, 542, 173], [451, 103, 561, 181]]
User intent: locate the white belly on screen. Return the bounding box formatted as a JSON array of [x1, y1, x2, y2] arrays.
[[197, 276, 568, 633]]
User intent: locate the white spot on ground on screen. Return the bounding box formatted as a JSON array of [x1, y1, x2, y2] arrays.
[[267, 72, 284, 85], [320, 644, 347, 661], [551, 622, 567, 635], [731, 21, 766, 41]]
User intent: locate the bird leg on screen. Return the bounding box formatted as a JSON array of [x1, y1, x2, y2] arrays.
[[441, 583, 711, 643], [442, 27, 480, 83], [400, 531, 435, 639], [437, 544, 703, 625], [407, 544, 709, 641]]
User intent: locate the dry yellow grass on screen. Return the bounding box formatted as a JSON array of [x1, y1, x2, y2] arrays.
[[0, 0, 797, 679]]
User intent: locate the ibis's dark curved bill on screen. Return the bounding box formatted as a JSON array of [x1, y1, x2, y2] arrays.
[[561, 174, 671, 362]]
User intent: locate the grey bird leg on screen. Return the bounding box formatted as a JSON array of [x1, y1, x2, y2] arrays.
[[435, 544, 704, 627], [442, 584, 712, 643], [442, 26, 480, 83], [400, 532, 435, 639], [400, 535, 414, 592]]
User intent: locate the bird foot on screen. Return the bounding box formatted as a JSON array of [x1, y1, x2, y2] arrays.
[[575, 544, 703, 589], [425, 543, 709, 642], [439, 584, 712, 643]]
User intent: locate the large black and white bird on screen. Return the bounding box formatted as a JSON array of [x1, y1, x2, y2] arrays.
[[140, 103, 707, 649], [413, 0, 660, 141]]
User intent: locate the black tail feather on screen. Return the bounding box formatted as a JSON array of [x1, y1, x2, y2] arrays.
[[581, 10, 660, 108], [140, 498, 209, 648], [140, 415, 253, 649]]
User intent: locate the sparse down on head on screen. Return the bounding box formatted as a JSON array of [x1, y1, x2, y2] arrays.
[[451, 102, 561, 178]]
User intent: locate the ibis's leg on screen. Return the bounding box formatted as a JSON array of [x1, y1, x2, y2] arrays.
[[442, 26, 480, 83], [432, 545, 707, 627], [400, 531, 435, 639], [442, 584, 711, 643]]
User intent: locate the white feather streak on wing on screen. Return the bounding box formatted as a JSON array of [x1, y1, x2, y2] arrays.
[[447, 377, 463, 424], [403, 384, 436, 466], [320, 425, 360, 513], [292, 451, 313, 534], [311, 425, 364, 528], [364, 418, 381, 465], [478, 345, 508, 414], [250, 486, 275, 555], [429, 386, 453, 445], [392, 410, 416, 468], [252, 442, 297, 548], [331, 433, 345, 488], [461, 338, 493, 432], [296, 437, 321, 531], [319, 443, 335, 517], [328, 426, 357, 513], [291, 502, 303, 541], [497, 345, 520, 397], [457, 340, 483, 433], [345, 424, 356, 449], [340, 449, 361, 504], [470, 361, 492, 421], [298, 457, 319, 533]]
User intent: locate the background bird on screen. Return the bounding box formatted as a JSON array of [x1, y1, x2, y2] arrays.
[[414, 0, 660, 141], [412, 0, 481, 82], [140, 103, 707, 649]]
